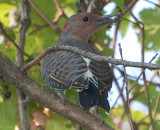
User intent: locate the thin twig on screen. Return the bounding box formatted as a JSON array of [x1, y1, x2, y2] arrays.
[[149, 71, 158, 82], [111, 22, 122, 108], [21, 45, 160, 73], [143, 0, 160, 7], [127, 0, 139, 9], [113, 74, 126, 105], [122, 18, 137, 25], [53, 0, 68, 23], [87, 0, 95, 13], [29, 0, 68, 35], [127, 74, 160, 86], [118, 43, 134, 130], [153, 93, 160, 120], [27, 0, 61, 33], [28, 23, 49, 35], [129, 53, 158, 92], [137, 114, 149, 126], [16, 1, 31, 130], [117, 111, 126, 129], [112, 78, 125, 108], [125, 5, 154, 130], [112, 22, 120, 58], [0, 22, 33, 60]]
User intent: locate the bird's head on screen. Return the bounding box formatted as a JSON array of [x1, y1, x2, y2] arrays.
[[59, 12, 122, 43]]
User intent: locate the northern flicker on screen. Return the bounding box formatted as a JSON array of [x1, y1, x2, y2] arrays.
[[41, 12, 121, 112]]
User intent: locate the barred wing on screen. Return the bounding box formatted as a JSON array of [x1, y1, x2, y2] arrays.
[[41, 51, 88, 90], [89, 60, 113, 91]]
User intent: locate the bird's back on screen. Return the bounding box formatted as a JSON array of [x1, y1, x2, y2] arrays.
[[41, 38, 112, 91]]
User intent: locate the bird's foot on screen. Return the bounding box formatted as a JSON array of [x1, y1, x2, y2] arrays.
[[90, 106, 104, 126], [58, 90, 68, 105], [20, 96, 33, 104]]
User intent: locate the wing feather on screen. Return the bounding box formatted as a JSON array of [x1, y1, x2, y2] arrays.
[[89, 60, 113, 91], [41, 51, 88, 90]]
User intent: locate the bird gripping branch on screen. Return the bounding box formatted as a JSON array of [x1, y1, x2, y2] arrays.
[[41, 12, 122, 113]]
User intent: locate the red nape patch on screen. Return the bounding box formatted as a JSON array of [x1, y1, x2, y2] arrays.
[[62, 24, 67, 31]]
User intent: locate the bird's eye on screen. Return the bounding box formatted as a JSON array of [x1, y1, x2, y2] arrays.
[[82, 16, 89, 22]]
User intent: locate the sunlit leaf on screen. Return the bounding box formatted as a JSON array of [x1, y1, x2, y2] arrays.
[[129, 79, 159, 113], [111, 0, 124, 11], [119, 13, 130, 37], [99, 108, 116, 129], [140, 7, 160, 51], [59, 0, 77, 17], [0, 85, 18, 130], [0, 3, 15, 25], [46, 113, 75, 130]]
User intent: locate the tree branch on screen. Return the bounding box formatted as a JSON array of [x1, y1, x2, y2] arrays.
[[118, 43, 134, 130], [21, 45, 160, 73], [16, 1, 31, 130], [0, 52, 113, 130]]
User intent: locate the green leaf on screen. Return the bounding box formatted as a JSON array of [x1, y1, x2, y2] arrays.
[[140, 7, 160, 51], [129, 79, 159, 112], [155, 123, 160, 130], [119, 13, 130, 37], [1, 24, 16, 41], [59, 0, 77, 17], [66, 89, 77, 105], [16, 0, 23, 7], [131, 110, 147, 123], [92, 28, 113, 56], [111, 0, 124, 11], [99, 108, 115, 129], [0, 3, 15, 25], [0, 86, 18, 130], [0, 0, 17, 5], [46, 113, 75, 130], [103, 48, 113, 56], [0, 43, 17, 62]]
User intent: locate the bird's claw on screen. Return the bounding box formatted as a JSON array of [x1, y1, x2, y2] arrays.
[[20, 96, 33, 104], [90, 106, 104, 126], [93, 112, 104, 126], [58, 90, 68, 105]]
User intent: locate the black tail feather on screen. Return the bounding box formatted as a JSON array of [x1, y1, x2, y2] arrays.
[[78, 80, 110, 112], [99, 91, 110, 113]]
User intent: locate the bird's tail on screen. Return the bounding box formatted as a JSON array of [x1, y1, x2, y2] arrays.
[[78, 80, 110, 112]]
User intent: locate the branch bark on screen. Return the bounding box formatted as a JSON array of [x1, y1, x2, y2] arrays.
[[16, 1, 31, 130], [0, 52, 113, 130], [21, 45, 160, 73]]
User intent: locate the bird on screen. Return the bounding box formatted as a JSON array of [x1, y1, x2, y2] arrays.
[[41, 12, 121, 113]]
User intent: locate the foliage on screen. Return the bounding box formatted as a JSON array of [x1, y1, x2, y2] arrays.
[[0, 0, 160, 129], [140, 7, 160, 51], [111, 0, 124, 11]]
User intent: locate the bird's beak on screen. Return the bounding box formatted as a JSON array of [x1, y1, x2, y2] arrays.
[[95, 13, 123, 26]]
